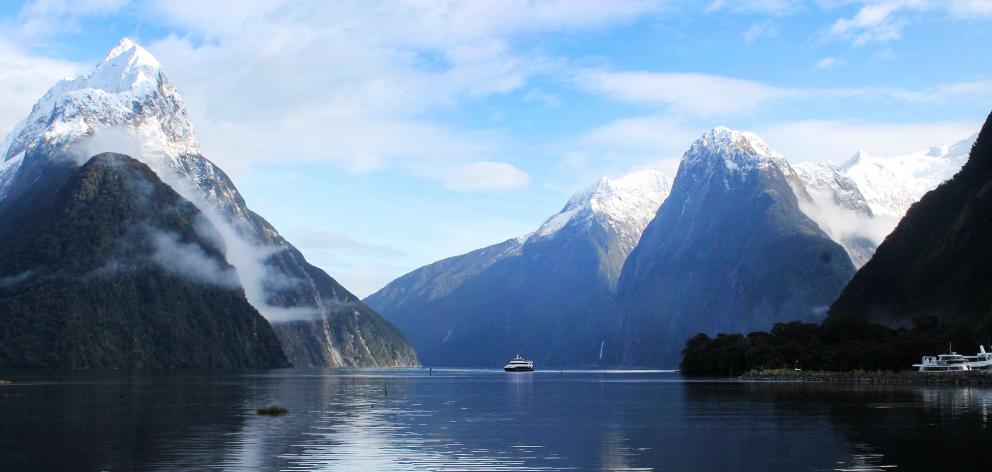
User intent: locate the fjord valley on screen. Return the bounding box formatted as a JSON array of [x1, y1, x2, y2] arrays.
[[2, 3, 992, 470], [369, 125, 981, 369], [0, 38, 985, 373]]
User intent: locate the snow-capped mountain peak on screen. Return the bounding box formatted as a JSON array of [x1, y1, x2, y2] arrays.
[[838, 133, 976, 218], [683, 126, 786, 175], [533, 169, 671, 242], [88, 38, 163, 95], [1, 37, 199, 162]]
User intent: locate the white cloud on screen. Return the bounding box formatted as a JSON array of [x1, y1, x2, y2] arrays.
[[557, 116, 696, 182], [706, 0, 802, 15], [574, 70, 798, 117], [742, 20, 778, 42], [129, 1, 664, 184], [288, 227, 405, 257], [0, 39, 81, 142], [576, 67, 992, 119], [16, 0, 129, 37], [825, 0, 992, 46], [523, 88, 561, 107], [882, 80, 992, 103], [757, 119, 979, 164], [948, 0, 992, 18], [815, 56, 841, 69], [828, 2, 908, 45], [580, 116, 698, 155], [442, 161, 530, 192], [149, 230, 241, 289]]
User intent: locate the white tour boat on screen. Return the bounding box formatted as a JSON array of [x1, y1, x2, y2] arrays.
[[913, 345, 992, 372], [504, 355, 534, 372]]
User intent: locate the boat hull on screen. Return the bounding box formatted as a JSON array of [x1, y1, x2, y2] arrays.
[[504, 366, 534, 372]]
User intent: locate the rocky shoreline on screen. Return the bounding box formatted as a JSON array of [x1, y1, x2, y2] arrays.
[[739, 370, 992, 386]]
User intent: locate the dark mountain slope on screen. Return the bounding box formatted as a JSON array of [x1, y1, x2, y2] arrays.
[[0, 153, 289, 369], [616, 127, 855, 367], [0, 38, 417, 368], [829, 111, 992, 338]]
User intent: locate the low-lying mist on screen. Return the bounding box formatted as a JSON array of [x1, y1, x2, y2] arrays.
[[72, 127, 325, 322]]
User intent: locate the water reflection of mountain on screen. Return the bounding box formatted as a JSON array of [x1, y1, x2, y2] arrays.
[[0, 371, 251, 471], [7, 371, 990, 470], [681, 382, 992, 471]]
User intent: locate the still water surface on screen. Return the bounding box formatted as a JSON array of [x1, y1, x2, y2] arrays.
[[1, 369, 991, 471]]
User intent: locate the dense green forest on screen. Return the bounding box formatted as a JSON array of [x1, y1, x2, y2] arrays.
[[679, 317, 966, 376], [0, 153, 289, 369]]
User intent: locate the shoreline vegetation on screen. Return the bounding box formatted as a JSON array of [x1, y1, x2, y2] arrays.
[[679, 318, 966, 377], [738, 369, 992, 386]]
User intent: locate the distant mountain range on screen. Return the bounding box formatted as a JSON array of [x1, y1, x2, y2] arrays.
[[830, 112, 992, 338], [0, 39, 416, 368], [365, 170, 671, 367], [0, 37, 977, 370], [792, 134, 975, 266], [369, 124, 974, 367]]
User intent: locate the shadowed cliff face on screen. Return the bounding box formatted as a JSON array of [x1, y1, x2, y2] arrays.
[[0, 153, 288, 369], [616, 128, 855, 367], [829, 111, 992, 339]]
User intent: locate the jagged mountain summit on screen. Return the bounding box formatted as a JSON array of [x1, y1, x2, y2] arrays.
[[366, 170, 672, 367], [792, 162, 878, 266], [0, 153, 289, 368], [840, 134, 976, 218], [616, 127, 855, 367], [0, 38, 417, 368], [791, 133, 976, 266], [829, 112, 992, 339]]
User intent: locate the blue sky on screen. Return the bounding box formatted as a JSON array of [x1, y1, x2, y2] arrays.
[[1, 0, 990, 296]]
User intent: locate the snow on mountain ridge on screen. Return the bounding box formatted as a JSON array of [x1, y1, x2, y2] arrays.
[[533, 169, 672, 243], [793, 162, 873, 216], [838, 133, 974, 218], [683, 126, 786, 175], [1, 37, 199, 163]]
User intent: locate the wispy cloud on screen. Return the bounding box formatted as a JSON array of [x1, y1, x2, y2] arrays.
[[814, 56, 841, 69], [289, 228, 405, 258], [128, 0, 665, 190], [441, 161, 530, 192], [705, 0, 803, 16], [827, 2, 908, 45], [0, 39, 81, 142], [523, 88, 561, 107], [757, 119, 980, 164], [574, 70, 798, 117], [15, 0, 129, 37], [742, 20, 778, 42], [826, 0, 992, 45], [576, 67, 992, 117]]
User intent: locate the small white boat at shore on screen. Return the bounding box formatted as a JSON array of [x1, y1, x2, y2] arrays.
[[504, 355, 534, 372], [913, 345, 992, 372]]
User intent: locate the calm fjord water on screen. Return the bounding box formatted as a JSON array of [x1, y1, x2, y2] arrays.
[[1, 369, 991, 471]]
